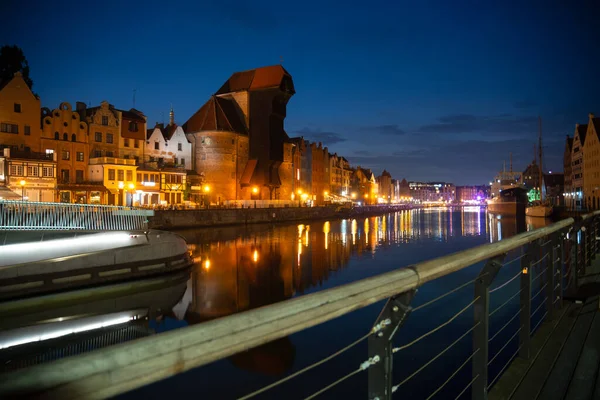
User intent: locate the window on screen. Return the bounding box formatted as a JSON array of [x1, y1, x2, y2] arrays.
[[63, 133, 68, 141], [9, 164, 22, 176], [124, 138, 129, 147], [124, 154, 129, 159], [126, 170, 132, 181], [108, 169, 116, 180], [43, 167, 53, 177], [61, 169, 69, 183], [71, 133, 77, 142], [76, 152, 84, 162], [174, 158, 178, 165], [27, 166, 38, 177], [232, 139, 235, 145], [95, 132, 102, 142], [117, 170, 124, 181], [106, 151, 114, 157], [94, 150, 102, 157], [54, 132, 59, 140], [106, 133, 113, 144], [178, 143, 182, 151], [134, 140, 139, 148], [181, 158, 185, 167], [129, 121, 138, 132], [137, 173, 142, 181], [1, 123, 18, 133], [76, 170, 84, 183], [45, 149, 54, 155], [158, 157, 164, 164], [14, 103, 21, 113], [134, 156, 139, 164], [143, 173, 149, 182], [24, 125, 30, 135], [154, 142, 159, 150], [102, 116, 108, 126], [62, 150, 70, 160]]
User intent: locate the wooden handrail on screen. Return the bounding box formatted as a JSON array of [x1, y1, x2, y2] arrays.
[[0, 216, 576, 399]]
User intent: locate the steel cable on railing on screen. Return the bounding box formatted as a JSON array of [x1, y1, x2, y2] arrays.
[[530, 253, 549, 267], [391, 322, 480, 392], [541, 239, 552, 247], [237, 330, 375, 400], [393, 297, 479, 353], [531, 267, 547, 284], [423, 348, 480, 400], [487, 326, 521, 367], [301, 356, 380, 400], [531, 297, 547, 319], [532, 311, 549, 333], [489, 270, 522, 294], [412, 275, 487, 312], [531, 283, 548, 303], [487, 344, 522, 390], [489, 307, 522, 343], [455, 374, 479, 400], [489, 288, 522, 317]]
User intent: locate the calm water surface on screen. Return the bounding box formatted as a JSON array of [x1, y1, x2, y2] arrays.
[[0, 207, 551, 399], [118, 207, 550, 399]]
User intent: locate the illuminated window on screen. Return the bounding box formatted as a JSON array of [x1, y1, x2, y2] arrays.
[[117, 170, 124, 181], [76, 152, 84, 162], [62, 150, 70, 160], [43, 167, 53, 177], [102, 116, 109, 126], [108, 169, 115, 180], [126, 170, 132, 181]]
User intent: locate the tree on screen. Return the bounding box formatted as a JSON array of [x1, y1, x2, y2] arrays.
[[0, 45, 33, 89]]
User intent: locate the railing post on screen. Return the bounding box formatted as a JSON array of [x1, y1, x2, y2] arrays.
[[519, 242, 534, 360], [368, 290, 415, 400], [472, 256, 504, 400], [547, 233, 558, 320]]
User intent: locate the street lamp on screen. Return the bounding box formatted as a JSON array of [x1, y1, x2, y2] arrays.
[[19, 179, 26, 201], [202, 185, 210, 208]]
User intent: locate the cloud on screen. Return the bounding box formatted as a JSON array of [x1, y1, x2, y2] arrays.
[[513, 100, 538, 109], [417, 113, 538, 136], [359, 124, 406, 136], [293, 127, 347, 145]]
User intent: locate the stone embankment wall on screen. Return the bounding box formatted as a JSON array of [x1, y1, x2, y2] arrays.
[[149, 205, 411, 230]]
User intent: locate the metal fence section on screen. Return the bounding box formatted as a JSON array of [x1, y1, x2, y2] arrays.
[[0, 200, 153, 231], [1, 212, 599, 399]]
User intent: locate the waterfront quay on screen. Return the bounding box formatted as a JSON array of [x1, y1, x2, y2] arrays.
[[2, 204, 600, 399]]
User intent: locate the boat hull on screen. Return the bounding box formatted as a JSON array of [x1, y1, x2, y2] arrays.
[[488, 201, 526, 216], [525, 205, 553, 217]]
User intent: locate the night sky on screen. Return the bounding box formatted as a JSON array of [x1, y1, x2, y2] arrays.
[[3, 0, 600, 185]]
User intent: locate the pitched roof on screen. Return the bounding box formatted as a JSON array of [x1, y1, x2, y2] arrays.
[[592, 118, 600, 137], [183, 96, 247, 134], [381, 169, 391, 177], [161, 123, 178, 141], [119, 108, 146, 122], [215, 65, 294, 95], [576, 124, 588, 145]]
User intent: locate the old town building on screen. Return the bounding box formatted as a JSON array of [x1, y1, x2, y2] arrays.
[[310, 142, 329, 205], [564, 136, 573, 209], [0, 72, 42, 153], [583, 114, 600, 209], [40, 102, 90, 203], [119, 108, 146, 162], [377, 170, 392, 203], [571, 123, 587, 209], [1, 147, 56, 201], [145, 109, 192, 169], [352, 167, 377, 205], [184, 95, 249, 204], [329, 153, 351, 199], [214, 65, 295, 200]]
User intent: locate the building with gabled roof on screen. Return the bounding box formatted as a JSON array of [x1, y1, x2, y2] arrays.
[[571, 122, 587, 209], [583, 113, 600, 209], [184, 64, 295, 203]]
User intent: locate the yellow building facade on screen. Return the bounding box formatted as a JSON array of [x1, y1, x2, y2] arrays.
[[0, 72, 42, 153], [583, 113, 600, 209], [88, 157, 137, 206], [41, 102, 90, 202]]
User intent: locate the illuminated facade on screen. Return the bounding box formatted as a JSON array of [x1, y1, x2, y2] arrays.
[[583, 114, 600, 209], [88, 157, 137, 206], [352, 167, 377, 204], [571, 123, 586, 209], [0, 72, 42, 153], [0, 147, 56, 202], [40, 102, 91, 203], [119, 109, 146, 162], [377, 170, 392, 203]]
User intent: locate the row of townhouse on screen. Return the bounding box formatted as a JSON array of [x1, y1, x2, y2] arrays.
[[564, 113, 600, 210], [1, 65, 406, 207]]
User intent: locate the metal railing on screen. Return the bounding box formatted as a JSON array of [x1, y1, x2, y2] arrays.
[[1, 212, 599, 399], [0, 200, 154, 231]]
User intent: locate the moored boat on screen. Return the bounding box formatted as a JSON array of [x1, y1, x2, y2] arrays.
[[487, 187, 528, 217]]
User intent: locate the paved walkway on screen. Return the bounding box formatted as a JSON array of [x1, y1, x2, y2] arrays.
[[490, 257, 600, 400]]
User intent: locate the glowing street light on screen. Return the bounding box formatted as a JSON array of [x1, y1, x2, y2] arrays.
[[203, 185, 210, 193], [19, 179, 26, 201], [351, 192, 356, 199], [297, 189, 303, 195], [252, 186, 259, 194], [128, 183, 135, 190], [253, 249, 259, 263], [324, 191, 329, 197]]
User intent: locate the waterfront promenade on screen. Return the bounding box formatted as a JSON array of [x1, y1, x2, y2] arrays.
[[1, 207, 598, 399]]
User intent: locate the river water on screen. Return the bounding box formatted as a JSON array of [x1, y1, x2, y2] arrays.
[[0, 207, 552, 399], [119, 207, 550, 399]]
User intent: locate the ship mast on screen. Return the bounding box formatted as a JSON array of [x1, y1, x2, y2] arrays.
[[538, 116, 543, 201]]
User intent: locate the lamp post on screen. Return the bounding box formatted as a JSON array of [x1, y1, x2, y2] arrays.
[[252, 186, 259, 208], [19, 180, 26, 201], [203, 185, 210, 208]]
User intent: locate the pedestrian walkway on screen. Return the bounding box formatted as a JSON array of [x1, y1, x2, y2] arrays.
[[490, 256, 600, 400]]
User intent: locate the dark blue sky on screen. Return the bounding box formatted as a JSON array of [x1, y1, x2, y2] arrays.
[[3, 0, 599, 184]]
